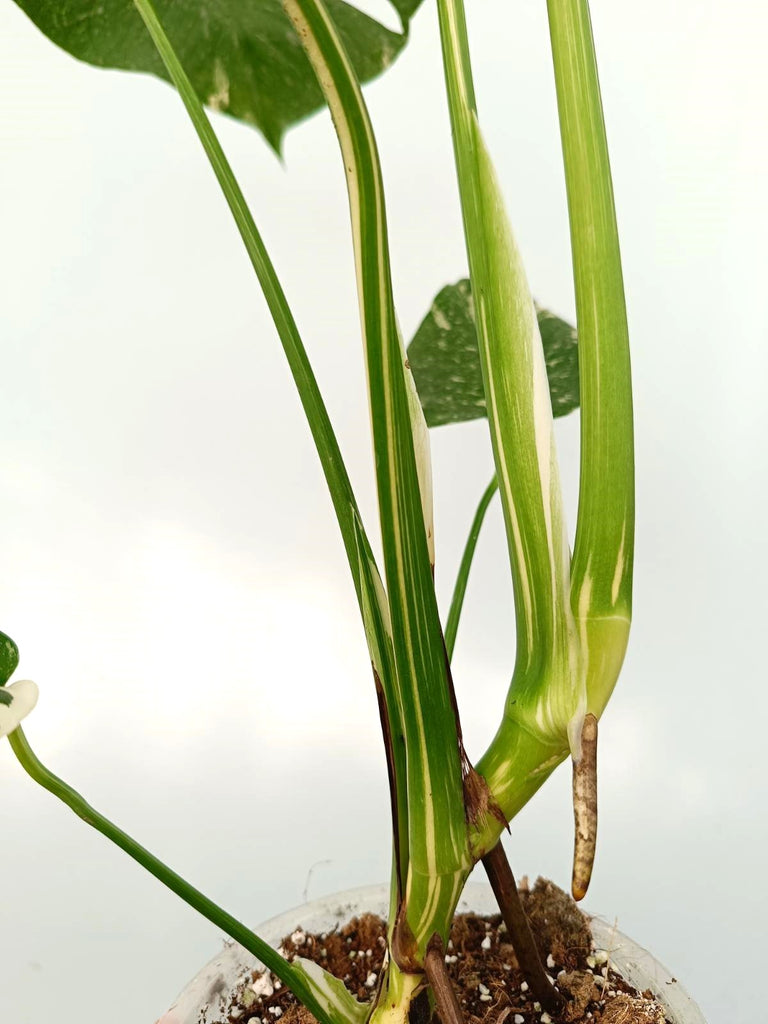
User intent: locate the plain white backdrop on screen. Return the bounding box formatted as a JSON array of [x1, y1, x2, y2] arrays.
[[1, 2, 766, 1022]]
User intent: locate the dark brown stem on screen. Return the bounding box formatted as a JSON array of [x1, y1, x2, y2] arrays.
[[424, 934, 465, 1024], [482, 842, 565, 1015]]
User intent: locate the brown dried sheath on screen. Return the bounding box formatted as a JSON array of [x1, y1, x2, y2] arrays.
[[572, 713, 598, 901]]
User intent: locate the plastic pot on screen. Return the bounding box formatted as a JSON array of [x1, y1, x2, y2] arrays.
[[156, 883, 706, 1024]]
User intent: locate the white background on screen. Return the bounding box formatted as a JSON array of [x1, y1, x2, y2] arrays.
[[1, 2, 766, 1022]]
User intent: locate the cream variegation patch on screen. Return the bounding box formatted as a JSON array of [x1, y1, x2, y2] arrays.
[[0, 679, 39, 738]]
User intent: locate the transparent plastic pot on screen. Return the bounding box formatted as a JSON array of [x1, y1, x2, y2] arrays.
[[155, 883, 707, 1024]]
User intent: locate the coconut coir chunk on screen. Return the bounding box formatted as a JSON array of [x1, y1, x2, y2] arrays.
[[214, 879, 670, 1024]]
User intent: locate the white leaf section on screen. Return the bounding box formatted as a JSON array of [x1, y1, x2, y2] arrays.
[[610, 521, 628, 607], [0, 679, 38, 738], [404, 347, 435, 568], [294, 957, 369, 1024]]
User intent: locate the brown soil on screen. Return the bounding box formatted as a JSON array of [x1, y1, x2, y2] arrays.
[[214, 879, 668, 1024]]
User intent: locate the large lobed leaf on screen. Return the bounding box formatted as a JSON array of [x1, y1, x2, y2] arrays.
[[12, 0, 423, 152], [407, 279, 580, 428]]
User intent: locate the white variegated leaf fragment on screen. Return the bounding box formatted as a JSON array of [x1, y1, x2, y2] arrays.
[[0, 680, 39, 738]]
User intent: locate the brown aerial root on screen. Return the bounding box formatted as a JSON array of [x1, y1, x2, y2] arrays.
[[424, 933, 466, 1024], [571, 713, 598, 901], [482, 842, 565, 1016]]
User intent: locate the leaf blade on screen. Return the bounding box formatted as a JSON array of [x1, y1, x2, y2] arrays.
[[13, 0, 422, 151], [406, 279, 580, 428], [0, 630, 20, 687]]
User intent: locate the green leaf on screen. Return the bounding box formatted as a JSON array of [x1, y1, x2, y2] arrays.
[[12, 0, 423, 152], [0, 631, 20, 687], [406, 279, 580, 427]]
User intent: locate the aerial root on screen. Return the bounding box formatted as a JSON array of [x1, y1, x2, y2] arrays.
[[572, 713, 598, 901], [482, 842, 565, 1016], [424, 934, 465, 1024]]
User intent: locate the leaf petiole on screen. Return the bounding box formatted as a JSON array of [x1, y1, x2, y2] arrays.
[[444, 475, 498, 660], [130, 0, 380, 624], [7, 726, 365, 1024]]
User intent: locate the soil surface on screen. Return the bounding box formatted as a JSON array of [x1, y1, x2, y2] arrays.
[[213, 879, 668, 1024]]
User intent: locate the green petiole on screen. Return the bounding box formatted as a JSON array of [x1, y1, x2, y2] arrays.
[[131, 0, 381, 625], [283, 0, 472, 963], [7, 725, 365, 1024], [546, 0, 634, 713], [444, 475, 498, 661]]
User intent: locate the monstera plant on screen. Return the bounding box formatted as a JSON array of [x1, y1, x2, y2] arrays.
[[2, 1, 640, 1022]]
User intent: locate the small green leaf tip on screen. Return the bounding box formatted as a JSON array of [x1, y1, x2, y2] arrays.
[[0, 631, 20, 687]]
